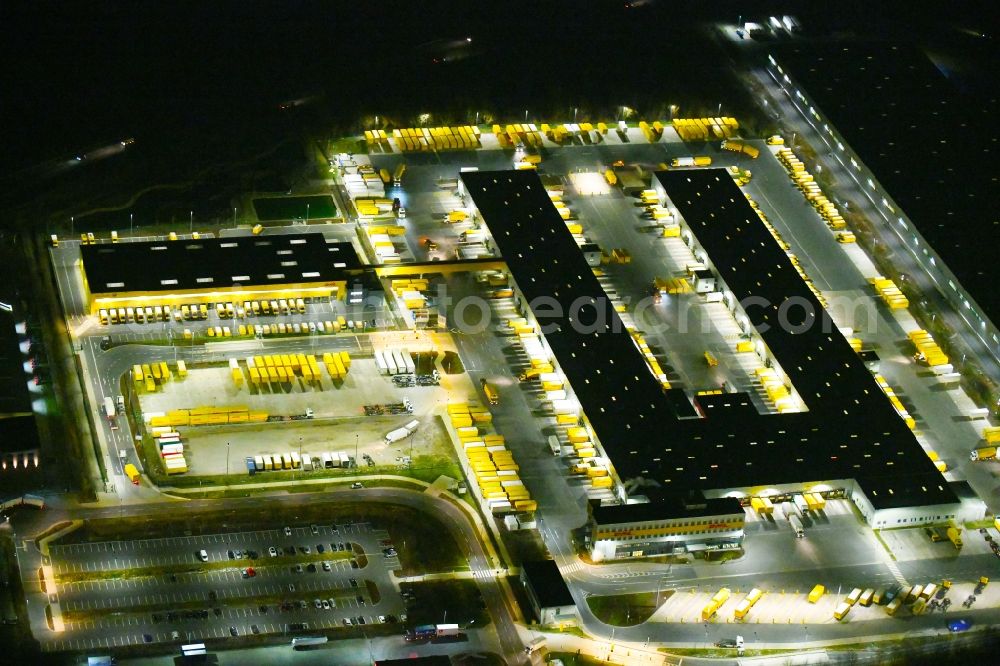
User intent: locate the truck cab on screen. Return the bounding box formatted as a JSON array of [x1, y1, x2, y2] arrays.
[[480, 378, 499, 405]]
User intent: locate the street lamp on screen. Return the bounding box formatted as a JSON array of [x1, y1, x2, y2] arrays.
[[305, 203, 310, 222], [129, 212, 133, 235], [189, 210, 193, 234], [233, 207, 237, 229], [573, 107, 578, 123], [226, 442, 231, 478]]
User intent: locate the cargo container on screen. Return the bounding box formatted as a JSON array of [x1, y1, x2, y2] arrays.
[[904, 585, 923, 604], [124, 463, 140, 484], [885, 598, 902, 615], [833, 602, 851, 621], [970, 446, 996, 461], [846, 588, 862, 605], [808, 584, 825, 603], [734, 588, 762, 619], [859, 588, 875, 607]]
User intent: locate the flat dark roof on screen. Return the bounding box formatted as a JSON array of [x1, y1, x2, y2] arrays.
[[593, 497, 744, 526], [375, 657, 451, 666], [0, 415, 39, 455], [0, 310, 32, 417], [521, 560, 574, 609], [81, 233, 361, 295], [462, 170, 954, 511], [772, 42, 1000, 326]]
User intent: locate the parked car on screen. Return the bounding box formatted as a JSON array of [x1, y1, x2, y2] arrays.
[[268, 546, 278, 557], [949, 618, 972, 632], [284, 526, 292, 536]]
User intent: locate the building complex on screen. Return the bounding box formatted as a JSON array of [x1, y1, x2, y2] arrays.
[[460, 169, 984, 561]]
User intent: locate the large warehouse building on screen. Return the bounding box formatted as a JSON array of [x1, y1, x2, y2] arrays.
[[767, 43, 1000, 370], [461, 169, 984, 561], [80, 233, 362, 314]]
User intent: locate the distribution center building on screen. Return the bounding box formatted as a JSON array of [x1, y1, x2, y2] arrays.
[[766, 43, 1000, 356], [461, 169, 984, 561], [79, 232, 362, 314]]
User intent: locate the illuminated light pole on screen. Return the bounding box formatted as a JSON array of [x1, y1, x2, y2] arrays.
[[233, 207, 237, 229], [129, 212, 133, 235], [189, 210, 193, 234]]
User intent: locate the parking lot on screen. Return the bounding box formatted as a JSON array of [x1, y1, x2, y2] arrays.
[[44, 522, 405, 651]]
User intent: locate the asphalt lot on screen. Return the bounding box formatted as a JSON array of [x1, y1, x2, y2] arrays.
[[47, 522, 403, 651]]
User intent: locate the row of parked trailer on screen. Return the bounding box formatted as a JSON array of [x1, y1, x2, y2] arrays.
[[744, 191, 829, 312], [827, 580, 953, 621], [131, 361, 184, 394], [97, 296, 311, 327], [246, 450, 353, 474], [99, 304, 178, 325], [701, 587, 764, 621], [151, 429, 188, 475], [448, 401, 537, 514], [750, 493, 826, 516], [774, 145, 847, 233], [374, 348, 415, 376]]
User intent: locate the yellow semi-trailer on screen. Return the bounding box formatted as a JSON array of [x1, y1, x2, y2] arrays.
[[124, 463, 141, 484], [808, 584, 825, 603], [734, 588, 763, 619], [834, 602, 851, 621]]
